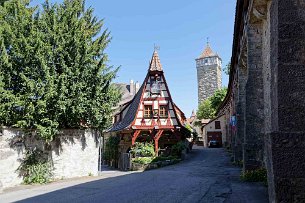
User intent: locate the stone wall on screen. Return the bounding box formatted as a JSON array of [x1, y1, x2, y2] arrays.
[[197, 64, 221, 104], [219, 0, 305, 202], [266, 0, 305, 202], [0, 128, 100, 190]]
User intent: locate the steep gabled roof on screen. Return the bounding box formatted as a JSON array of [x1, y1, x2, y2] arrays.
[[108, 82, 145, 132], [149, 51, 163, 71], [108, 50, 186, 133]]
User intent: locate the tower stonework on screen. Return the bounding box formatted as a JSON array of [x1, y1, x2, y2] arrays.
[[196, 44, 222, 105]]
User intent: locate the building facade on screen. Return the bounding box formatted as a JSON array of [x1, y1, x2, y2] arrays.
[[218, 0, 305, 202], [107, 50, 190, 169], [196, 44, 222, 105]]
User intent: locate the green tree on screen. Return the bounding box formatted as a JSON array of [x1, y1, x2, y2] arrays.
[[197, 88, 227, 119], [210, 88, 227, 110], [197, 99, 215, 119], [0, 0, 121, 141]]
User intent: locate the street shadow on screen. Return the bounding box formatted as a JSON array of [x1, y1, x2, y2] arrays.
[[14, 171, 155, 203]]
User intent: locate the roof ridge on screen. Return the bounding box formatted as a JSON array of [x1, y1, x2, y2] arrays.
[[149, 50, 163, 71]]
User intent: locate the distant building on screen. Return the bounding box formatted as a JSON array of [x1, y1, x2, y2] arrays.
[[112, 80, 140, 123], [202, 115, 226, 148], [196, 43, 222, 105]]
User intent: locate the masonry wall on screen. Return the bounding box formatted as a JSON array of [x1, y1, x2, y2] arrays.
[[266, 0, 305, 202], [197, 64, 221, 104], [0, 128, 100, 190]]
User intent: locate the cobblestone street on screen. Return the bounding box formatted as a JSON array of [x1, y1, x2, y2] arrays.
[[0, 146, 268, 203]]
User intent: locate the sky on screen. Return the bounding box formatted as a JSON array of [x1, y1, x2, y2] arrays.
[[33, 0, 236, 117]]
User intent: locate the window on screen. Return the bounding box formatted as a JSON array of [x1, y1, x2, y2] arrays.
[[215, 121, 221, 129], [144, 105, 152, 118], [150, 77, 161, 94], [159, 105, 168, 117]]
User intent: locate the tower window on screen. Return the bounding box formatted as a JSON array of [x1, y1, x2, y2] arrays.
[[215, 121, 221, 129], [159, 105, 168, 117], [144, 105, 153, 118]]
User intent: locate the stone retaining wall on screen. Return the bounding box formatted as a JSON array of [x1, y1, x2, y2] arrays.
[[0, 128, 100, 190]]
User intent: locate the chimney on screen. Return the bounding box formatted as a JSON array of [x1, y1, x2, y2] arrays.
[[130, 80, 134, 95], [135, 81, 140, 94]]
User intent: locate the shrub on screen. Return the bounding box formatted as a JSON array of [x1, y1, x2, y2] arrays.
[[171, 141, 186, 157], [18, 148, 52, 184], [130, 142, 155, 157], [132, 157, 153, 165], [104, 136, 120, 162], [240, 168, 268, 184]]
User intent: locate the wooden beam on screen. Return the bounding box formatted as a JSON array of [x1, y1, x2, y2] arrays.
[[154, 130, 164, 156], [131, 130, 141, 145]]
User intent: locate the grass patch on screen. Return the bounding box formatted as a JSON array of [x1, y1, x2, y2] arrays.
[[240, 168, 268, 185]]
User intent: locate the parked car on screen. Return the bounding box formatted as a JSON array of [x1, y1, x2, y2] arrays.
[[208, 140, 221, 148]]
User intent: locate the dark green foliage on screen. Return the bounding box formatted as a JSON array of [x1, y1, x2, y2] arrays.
[[171, 141, 186, 157], [197, 88, 227, 119], [0, 0, 9, 6], [103, 136, 120, 162], [240, 168, 268, 185], [130, 142, 155, 157], [17, 148, 52, 184], [0, 0, 121, 141]]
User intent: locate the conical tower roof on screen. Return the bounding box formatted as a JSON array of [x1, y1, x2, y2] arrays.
[[198, 44, 218, 59], [149, 50, 163, 72]]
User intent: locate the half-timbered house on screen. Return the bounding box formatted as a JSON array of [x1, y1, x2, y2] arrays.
[[107, 50, 190, 161]]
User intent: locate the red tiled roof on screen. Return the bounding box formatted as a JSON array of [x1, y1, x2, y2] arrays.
[[198, 44, 217, 59]]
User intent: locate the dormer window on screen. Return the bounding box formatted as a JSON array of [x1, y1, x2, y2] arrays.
[[150, 76, 161, 95]]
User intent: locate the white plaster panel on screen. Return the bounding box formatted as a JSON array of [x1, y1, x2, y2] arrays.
[[144, 119, 152, 125], [154, 101, 158, 109], [144, 92, 150, 98], [137, 111, 143, 118], [135, 119, 142, 125], [144, 101, 153, 105], [159, 100, 168, 105], [169, 110, 175, 117]]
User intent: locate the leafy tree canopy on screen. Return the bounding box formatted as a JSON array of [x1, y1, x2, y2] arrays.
[[0, 0, 121, 141], [197, 88, 227, 119]]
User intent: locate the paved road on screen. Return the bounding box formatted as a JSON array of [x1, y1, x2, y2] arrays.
[[0, 146, 268, 203]]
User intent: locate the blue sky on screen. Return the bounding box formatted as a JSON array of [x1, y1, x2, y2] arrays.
[[33, 0, 236, 117]]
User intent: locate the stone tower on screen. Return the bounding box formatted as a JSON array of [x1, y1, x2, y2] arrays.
[[196, 43, 222, 105]]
